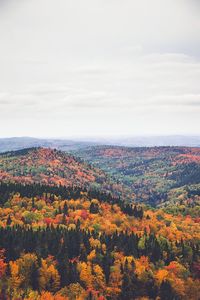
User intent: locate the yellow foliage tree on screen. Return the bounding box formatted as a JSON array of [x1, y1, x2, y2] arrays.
[[78, 262, 93, 288], [155, 269, 169, 285], [39, 259, 60, 292], [93, 264, 106, 292], [9, 261, 21, 290]]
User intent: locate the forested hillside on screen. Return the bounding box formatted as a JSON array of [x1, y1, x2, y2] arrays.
[[0, 147, 199, 299], [0, 182, 199, 299], [0, 148, 115, 195], [73, 146, 200, 213]]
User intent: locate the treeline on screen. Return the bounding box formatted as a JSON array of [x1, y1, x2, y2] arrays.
[[0, 226, 179, 263], [0, 182, 143, 218]]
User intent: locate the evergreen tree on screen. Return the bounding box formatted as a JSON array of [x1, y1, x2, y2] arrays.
[[159, 280, 177, 300], [63, 202, 68, 215], [89, 202, 99, 214], [6, 215, 12, 226]]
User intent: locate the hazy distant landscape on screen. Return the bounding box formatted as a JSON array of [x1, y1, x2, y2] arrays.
[[0, 135, 200, 153]]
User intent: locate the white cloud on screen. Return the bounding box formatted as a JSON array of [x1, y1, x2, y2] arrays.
[[0, 0, 200, 137]]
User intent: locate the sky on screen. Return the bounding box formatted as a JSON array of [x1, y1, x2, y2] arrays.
[[0, 0, 200, 138]]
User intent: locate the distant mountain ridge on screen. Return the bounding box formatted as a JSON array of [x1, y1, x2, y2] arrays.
[[84, 135, 200, 147], [0, 137, 98, 153], [0, 135, 200, 153]]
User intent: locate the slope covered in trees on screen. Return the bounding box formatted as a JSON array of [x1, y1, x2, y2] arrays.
[[73, 146, 200, 211], [0, 183, 199, 299], [0, 148, 114, 193], [0, 147, 199, 299]]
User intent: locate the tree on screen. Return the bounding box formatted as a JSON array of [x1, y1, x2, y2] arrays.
[[159, 280, 177, 300], [6, 215, 12, 226], [121, 259, 138, 299], [93, 264, 106, 292], [89, 201, 99, 214], [78, 262, 93, 288], [39, 259, 60, 292], [0, 250, 7, 279], [9, 261, 21, 291], [63, 202, 68, 215]]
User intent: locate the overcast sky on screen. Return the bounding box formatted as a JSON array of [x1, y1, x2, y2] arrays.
[[0, 0, 200, 138]]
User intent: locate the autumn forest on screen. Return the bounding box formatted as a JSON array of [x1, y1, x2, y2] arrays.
[[0, 147, 199, 299]]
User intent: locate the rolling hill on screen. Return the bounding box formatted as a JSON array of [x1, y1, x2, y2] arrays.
[[0, 147, 109, 190], [1, 146, 200, 213], [73, 146, 200, 211]]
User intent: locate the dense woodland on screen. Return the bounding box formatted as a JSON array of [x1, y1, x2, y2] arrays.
[[74, 146, 200, 211], [0, 148, 199, 299]]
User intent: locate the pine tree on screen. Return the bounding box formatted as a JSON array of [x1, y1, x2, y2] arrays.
[[63, 202, 68, 215], [159, 280, 177, 300], [6, 215, 12, 226]]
